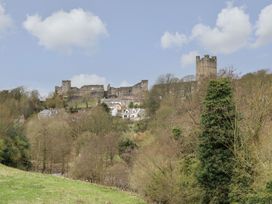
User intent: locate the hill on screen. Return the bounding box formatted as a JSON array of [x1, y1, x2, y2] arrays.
[[0, 164, 147, 204]]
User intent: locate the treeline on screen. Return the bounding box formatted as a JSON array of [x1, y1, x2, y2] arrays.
[[0, 88, 42, 169], [26, 104, 134, 188], [134, 70, 272, 203], [1, 70, 272, 203]]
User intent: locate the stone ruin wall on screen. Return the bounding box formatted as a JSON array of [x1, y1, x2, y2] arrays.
[[55, 80, 148, 100], [78, 85, 105, 98], [107, 80, 148, 99], [55, 81, 104, 99]]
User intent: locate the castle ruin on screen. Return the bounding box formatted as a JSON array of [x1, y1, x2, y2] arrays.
[[55, 80, 148, 100], [55, 55, 216, 103], [196, 55, 217, 81], [107, 80, 148, 99]]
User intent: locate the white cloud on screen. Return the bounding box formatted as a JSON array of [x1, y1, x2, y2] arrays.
[[25, 86, 51, 99], [161, 31, 188, 48], [119, 80, 132, 87], [254, 4, 272, 47], [71, 74, 107, 88], [0, 3, 12, 33], [191, 3, 252, 54], [181, 51, 199, 67], [23, 9, 108, 53]]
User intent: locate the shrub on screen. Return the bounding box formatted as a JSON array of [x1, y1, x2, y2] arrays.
[[118, 138, 137, 164], [172, 127, 182, 140]]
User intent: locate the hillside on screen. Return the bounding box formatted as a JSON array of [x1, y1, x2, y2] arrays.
[[0, 164, 147, 204]]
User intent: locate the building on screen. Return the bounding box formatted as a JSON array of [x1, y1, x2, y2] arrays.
[[196, 55, 217, 81], [122, 108, 145, 121], [106, 80, 148, 100], [152, 54, 217, 100], [55, 80, 105, 100], [38, 109, 59, 120], [101, 98, 142, 117], [55, 80, 148, 101]]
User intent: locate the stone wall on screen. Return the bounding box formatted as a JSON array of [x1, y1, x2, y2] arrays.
[[107, 80, 148, 99], [55, 80, 104, 99], [79, 85, 105, 98], [55, 80, 148, 100]]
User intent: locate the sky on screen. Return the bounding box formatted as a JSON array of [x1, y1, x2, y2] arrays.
[[0, 0, 272, 96]]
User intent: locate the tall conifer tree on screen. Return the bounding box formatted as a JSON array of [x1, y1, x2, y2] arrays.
[[197, 79, 235, 203]]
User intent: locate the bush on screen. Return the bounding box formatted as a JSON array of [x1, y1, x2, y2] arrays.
[[1, 125, 31, 170], [133, 120, 148, 133], [105, 162, 129, 189], [118, 138, 137, 164], [172, 127, 182, 140], [144, 156, 201, 204]]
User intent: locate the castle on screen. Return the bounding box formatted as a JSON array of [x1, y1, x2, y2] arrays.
[[55, 54, 216, 101], [55, 80, 148, 100], [52, 55, 216, 119]]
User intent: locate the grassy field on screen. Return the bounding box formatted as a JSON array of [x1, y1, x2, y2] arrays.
[[0, 164, 147, 204]]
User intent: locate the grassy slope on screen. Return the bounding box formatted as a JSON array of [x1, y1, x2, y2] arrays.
[[0, 164, 147, 204]]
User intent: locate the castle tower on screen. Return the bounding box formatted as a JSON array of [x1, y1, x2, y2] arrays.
[[61, 80, 71, 96], [196, 55, 217, 81], [140, 80, 148, 91]]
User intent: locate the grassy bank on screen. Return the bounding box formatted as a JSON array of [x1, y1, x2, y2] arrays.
[[0, 164, 147, 204]]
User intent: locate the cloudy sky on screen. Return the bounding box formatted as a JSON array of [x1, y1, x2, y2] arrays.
[[0, 0, 272, 96]]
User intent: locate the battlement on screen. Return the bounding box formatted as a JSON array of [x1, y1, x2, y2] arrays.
[[196, 55, 217, 81], [196, 55, 217, 63], [106, 80, 148, 100], [62, 80, 71, 87], [55, 79, 148, 101]]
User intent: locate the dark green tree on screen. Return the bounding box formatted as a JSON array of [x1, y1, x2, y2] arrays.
[[172, 127, 182, 140], [197, 79, 235, 203], [0, 125, 31, 170]]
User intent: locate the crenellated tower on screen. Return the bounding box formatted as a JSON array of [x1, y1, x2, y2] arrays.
[[61, 80, 71, 94], [55, 80, 71, 97], [196, 55, 217, 81]]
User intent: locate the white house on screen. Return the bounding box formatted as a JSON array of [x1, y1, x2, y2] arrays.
[[38, 109, 58, 120], [122, 108, 145, 121]]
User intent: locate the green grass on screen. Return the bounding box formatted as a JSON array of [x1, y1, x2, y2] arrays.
[[0, 164, 147, 204]]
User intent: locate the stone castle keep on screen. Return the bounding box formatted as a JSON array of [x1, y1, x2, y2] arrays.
[[55, 80, 148, 100], [196, 55, 217, 81]]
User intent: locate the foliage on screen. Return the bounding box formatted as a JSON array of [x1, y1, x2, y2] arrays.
[[129, 102, 134, 108], [145, 74, 179, 115], [118, 138, 138, 165], [0, 87, 42, 119], [0, 87, 41, 170], [3, 71, 272, 203], [172, 127, 182, 140], [133, 120, 149, 133], [44, 93, 65, 109], [118, 138, 138, 155], [0, 139, 4, 161], [26, 112, 72, 173], [197, 79, 236, 203], [100, 102, 111, 113], [0, 125, 31, 170]]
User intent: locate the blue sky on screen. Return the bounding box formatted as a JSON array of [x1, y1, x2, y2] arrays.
[[0, 0, 271, 96]]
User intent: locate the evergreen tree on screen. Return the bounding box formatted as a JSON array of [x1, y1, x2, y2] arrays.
[[0, 125, 32, 170], [197, 79, 235, 203]]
